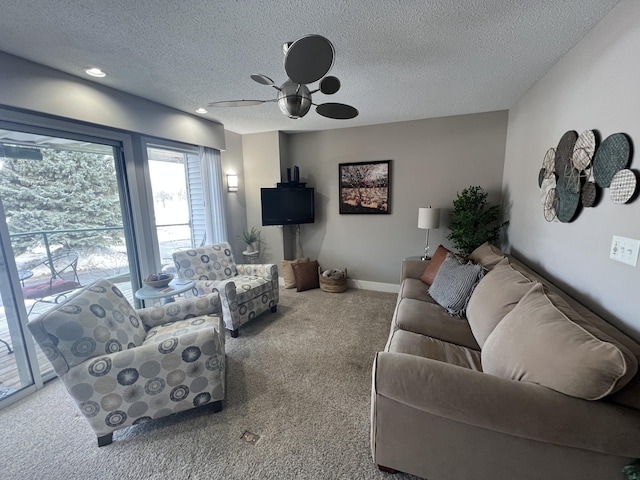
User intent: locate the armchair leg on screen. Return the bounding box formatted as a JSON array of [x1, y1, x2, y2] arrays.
[[211, 400, 223, 413], [270, 305, 277, 313], [230, 329, 239, 338], [97, 433, 113, 447]]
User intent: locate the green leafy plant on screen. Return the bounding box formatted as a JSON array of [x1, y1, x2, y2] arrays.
[[624, 460, 640, 480], [446, 185, 508, 256], [239, 226, 261, 249]]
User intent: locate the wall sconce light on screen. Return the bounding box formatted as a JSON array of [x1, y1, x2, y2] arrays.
[[227, 174, 238, 192]]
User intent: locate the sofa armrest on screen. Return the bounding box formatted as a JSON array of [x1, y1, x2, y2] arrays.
[[138, 291, 222, 329], [402, 260, 428, 281], [373, 351, 640, 457]]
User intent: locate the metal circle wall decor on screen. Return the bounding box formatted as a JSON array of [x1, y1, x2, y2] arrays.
[[543, 187, 558, 222], [572, 129, 596, 171], [540, 130, 636, 222], [581, 181, 597, 207], [592, 133, 630, 188], [538, 168, 546, 187], [554, 130, 578, 177], [542, 147, 556, 177], [609, 169, 637, 204], [540, 176, 556, 205], [555, 170, 580, 223]]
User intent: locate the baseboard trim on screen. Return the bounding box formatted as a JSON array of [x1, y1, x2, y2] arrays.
[[347, 279, 400, 294], [278, 276, 399, 293]]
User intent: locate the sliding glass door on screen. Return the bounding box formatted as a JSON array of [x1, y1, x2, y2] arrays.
[[0, 125, 138, 405]]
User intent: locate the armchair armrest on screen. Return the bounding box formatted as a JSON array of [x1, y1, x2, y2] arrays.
[[138, 292, 221, 329], [373, 352, 640, 457], [236, 263, 278, 279]]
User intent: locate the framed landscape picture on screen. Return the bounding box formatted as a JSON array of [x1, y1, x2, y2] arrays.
[[339, 160, 391, 214]]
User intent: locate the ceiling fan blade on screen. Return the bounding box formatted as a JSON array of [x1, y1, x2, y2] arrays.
[[316, 103, 359, 120], [319, 76, 340, 95], [207, 99, 267, 107], [250, 74, 275, 86], [284, 34, 335, 85]]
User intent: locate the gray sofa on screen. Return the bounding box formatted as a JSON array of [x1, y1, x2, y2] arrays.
[[371, 243, 640, 480]]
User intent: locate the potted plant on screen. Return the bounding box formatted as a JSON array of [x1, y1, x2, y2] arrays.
[[239, 226, 261, 252], [447, 185, 508, 256]]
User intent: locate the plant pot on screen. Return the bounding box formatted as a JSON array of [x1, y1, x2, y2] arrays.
[[245, 244, 255, 253]]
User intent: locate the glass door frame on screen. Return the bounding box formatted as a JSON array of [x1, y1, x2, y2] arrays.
[[0, 108, 156, 407], [141, 137, 202, 274]]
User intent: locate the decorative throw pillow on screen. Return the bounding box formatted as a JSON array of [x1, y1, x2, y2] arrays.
[[482, 283, 638, 400], [466, 258, 534, 347], [281, 257, 310, 289], [292, 260, 320, 292], [468, 242, 505, 271], [428, 252, 486, 317], [419, 244, 451, 285]]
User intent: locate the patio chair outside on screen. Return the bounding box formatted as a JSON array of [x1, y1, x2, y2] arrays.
[[22, 250, 81, 315]]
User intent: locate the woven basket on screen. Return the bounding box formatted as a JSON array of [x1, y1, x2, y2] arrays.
[[319, 267, 348, 293]]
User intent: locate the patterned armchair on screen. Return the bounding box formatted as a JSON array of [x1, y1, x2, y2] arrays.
[[172, 242, 279, 337], [26, 279, 226, 447]]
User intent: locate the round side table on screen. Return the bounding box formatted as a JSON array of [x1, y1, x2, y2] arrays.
[[135, 278, 195, 305]]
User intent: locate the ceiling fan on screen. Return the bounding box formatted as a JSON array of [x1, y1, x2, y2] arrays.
[[208, 34, 358, 120]]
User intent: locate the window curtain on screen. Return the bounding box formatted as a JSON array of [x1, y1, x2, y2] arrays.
[[199, 146, 227, 245]]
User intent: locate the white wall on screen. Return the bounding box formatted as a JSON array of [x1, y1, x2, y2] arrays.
[[0, 52, 225, 150], [285, 111, 508, 286], [503, 0, 640, 338]]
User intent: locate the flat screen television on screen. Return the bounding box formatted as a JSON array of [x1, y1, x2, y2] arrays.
[[261, 187, 315, 226]]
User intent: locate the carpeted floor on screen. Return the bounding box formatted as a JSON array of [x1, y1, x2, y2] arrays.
[[0, 287, 421, 480]]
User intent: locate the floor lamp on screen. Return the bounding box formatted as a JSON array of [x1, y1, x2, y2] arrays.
[[418, 207, 441, 260]]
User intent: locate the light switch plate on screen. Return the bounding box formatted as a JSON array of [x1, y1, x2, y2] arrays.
[[610, 235, 640, 267]]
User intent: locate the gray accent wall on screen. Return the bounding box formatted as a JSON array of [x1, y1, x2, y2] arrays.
[[280, 111, 509, 286], [502, 0, 640, 339]]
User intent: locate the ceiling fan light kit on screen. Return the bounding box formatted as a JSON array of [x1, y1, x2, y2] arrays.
[[210, 34, 358, 121], [277, 81, 312, 119]]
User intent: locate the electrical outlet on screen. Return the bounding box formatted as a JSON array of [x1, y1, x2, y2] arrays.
[[610, 235, 640, 267]]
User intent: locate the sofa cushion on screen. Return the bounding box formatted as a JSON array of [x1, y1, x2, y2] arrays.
[[395, 298, 480, 350], [468, 242, 505, 270], [399, 278, 437, 303], [466, 258, 534, 347], [419, 245, 451, 285], [428, 253, 485, 317], [281, 257, 310, 289], [387, 329, 482, 371], [292, 260, 320, 292], [482, 283, 638, 400]]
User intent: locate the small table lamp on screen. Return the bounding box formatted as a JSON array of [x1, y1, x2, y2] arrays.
[[418, 207, 441, 260]]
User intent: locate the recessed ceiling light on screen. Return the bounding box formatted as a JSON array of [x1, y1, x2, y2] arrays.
[[195, 108, 208, 114], [84, 67, 106, 78]]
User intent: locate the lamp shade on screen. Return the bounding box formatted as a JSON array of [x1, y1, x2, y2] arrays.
[[418, 207, 440, 229]]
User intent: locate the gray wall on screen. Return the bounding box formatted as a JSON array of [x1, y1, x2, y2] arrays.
[[0, 52, 226, 150], [283, 111, 509, 288], [221, 130, 247, 260], [502, 0, 640, 338], [241, 131, 284, 266]]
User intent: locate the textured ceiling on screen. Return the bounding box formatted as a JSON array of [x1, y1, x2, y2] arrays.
[[0, 1, 620, 135]]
